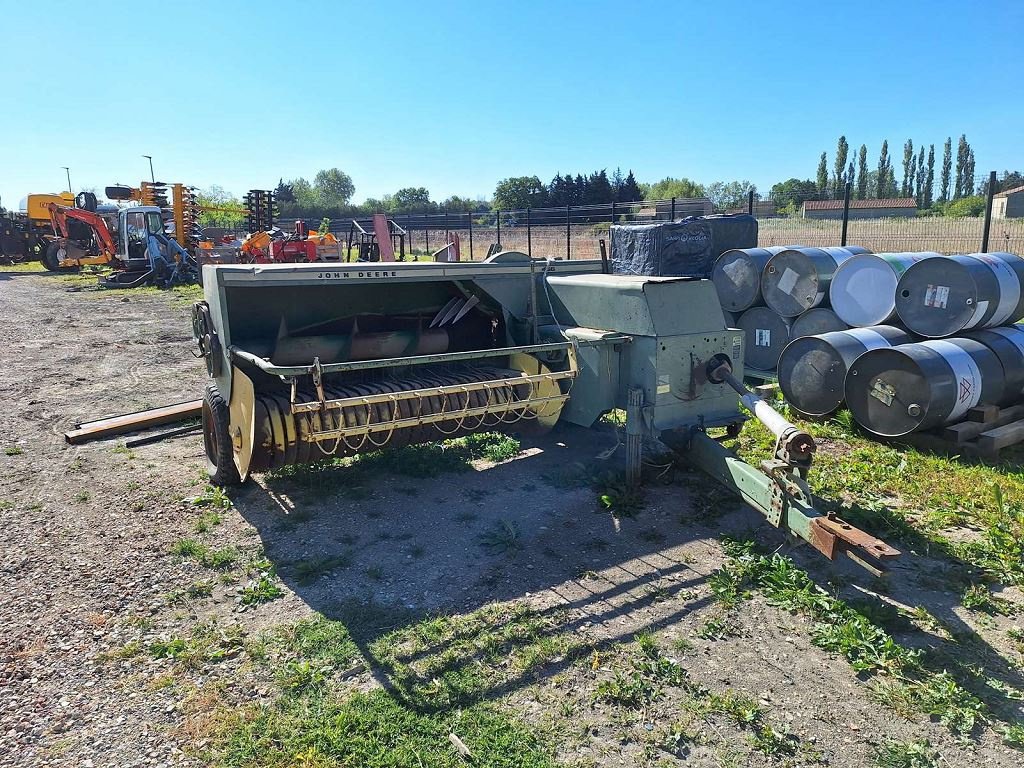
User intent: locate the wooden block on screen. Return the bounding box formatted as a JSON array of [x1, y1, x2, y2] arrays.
[[976, 419, 1024, 456], [754, 383, 780, 398], [941, 404, 1024, 443], [968, 404, 1000, 423]]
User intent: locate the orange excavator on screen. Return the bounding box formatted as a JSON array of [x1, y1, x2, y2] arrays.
[[42, 193, 120, 270]]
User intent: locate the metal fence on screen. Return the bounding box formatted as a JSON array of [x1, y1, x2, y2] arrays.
[[287, 171, 1023, 262]]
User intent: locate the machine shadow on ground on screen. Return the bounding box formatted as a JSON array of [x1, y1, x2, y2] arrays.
[[223, 420, 1024, 724], [227, 422, 740, 708]]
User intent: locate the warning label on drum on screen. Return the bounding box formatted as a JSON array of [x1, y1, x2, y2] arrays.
[[924, 284, 949, 309], [755, 329, 771, 347]]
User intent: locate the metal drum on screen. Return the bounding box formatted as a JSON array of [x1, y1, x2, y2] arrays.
[[964, 324, 1024, 400], [711, 246, 789, 312], [830, 252, 942, 327], [845, 338, 1005, 436], [738, 306, 792, 371], [761, 246, 869, 317], [778, 326, 914, 417], [895, 252, 1024, 338], [791, 307, 849, 339]]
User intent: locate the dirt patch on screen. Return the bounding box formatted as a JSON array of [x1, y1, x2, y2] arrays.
[[1, 272, 1022, 767]]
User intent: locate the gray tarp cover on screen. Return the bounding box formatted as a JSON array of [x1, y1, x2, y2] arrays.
[[611, 215, 757, 278]]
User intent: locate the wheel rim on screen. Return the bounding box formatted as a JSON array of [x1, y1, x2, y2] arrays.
[[202, 400, 219, 467]]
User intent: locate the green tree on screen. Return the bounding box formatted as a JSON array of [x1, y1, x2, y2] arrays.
[[856, 144, 868, 199], [196, 185, 246, 228], [492, 176, 546, 210], [816, 152, 828, 193], [391, 187, 433, 212], [770, 178, 818, 210], [963, 148, 976, 196], [290, 178, 316, 208], [832, 136, 849, 197], [846, 161, 855, 192], [954, 134, 968, 199], [915, 146, 926, 206], [618, 170, 642, 202], [706, 180, 754, 211], [944, 195, 986, 217], [643, 177, 705, 200], [876, 140, 893, 198], [313, 168, 355, 206], [901, 139, 914, 197], [925, 145, 936, 208], [610, 168, 625, 200], [584, 169, 614, 205], [940, 138, 952, 202], [274, 178, 294, 203]]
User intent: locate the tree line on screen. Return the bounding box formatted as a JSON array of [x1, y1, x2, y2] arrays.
[[768, 134, 1012, 217]]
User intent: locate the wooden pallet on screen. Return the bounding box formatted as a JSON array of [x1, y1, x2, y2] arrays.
[[892, 404, 1024, 462]]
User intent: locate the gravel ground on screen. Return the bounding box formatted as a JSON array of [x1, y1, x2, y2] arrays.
[[1, 270, 1022, 767]]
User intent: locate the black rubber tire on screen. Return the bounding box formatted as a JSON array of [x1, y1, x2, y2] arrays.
[[203, 381, 242, 486], [42, 241, 78, 272]]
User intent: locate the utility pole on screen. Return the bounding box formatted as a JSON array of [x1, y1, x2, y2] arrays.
[[61, 167, 72, 194], [142, 155, 155, 182]]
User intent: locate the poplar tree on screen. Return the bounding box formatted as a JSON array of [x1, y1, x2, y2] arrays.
[[901, 139, 915, 197], [940, 138, 952, 202], [816, 152, 828, 193], [832, 136, 849, 197], [856, 144, 868, 199], [925, 145, 936, 208]]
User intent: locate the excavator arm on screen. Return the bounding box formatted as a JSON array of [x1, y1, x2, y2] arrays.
[[47, 203, 117, 257]]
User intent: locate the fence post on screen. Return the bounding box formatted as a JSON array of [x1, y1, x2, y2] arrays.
[[747, 190, 754, 216], [670, 197, 676, 220], [444, 207, 449, 243], [612, 200, 617, 226], [496, 210, 501, 246], [527, 207, 532, 256], [981, 170, 997, 253], [424, 213, 429, 256], [467, 210, 474, 260], [840, 182, 852, 246], [566, 204, 571, 259]]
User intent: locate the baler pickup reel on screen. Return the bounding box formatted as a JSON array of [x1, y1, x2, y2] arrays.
[[226, 341, 578, 479]]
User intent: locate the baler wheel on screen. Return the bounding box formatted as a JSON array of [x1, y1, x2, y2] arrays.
[[203, 382, 241, 486]]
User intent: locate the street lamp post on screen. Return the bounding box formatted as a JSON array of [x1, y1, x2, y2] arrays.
[[142, 155, 154, 182], [61, 167, 72, 194]]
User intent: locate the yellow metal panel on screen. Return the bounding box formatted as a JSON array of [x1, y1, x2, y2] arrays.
[[26, 193, 74, 221]]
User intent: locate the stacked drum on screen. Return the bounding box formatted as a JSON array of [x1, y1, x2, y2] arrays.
[[769, 250, 1024, 436], [712, 245, 866, 373]]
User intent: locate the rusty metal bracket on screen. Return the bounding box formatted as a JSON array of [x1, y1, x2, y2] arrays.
[[760, 458, 812, 528], [809, 513, 902, 576]]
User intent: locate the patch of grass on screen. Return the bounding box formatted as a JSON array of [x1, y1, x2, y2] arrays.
[[275, 659, 327, 693], [210, 688, 554, 768], [594, 471, 645, 517], [167, 580, 215, 604], [74, 490, 89, 503], [194, 510, 223, 534], [962, 584, 1017, 615], [147, 622, 246, 671], [1002, 723, 1024, 750], [697, 614, 739, 641], [716, 541, 988, 739], [4, 446, 23, 456], [240, 571, 284, 605], [111, 443, 136, 459], [191, 485, 232, 509], [171, 539, 238, 570], [290, 553, 352, 585], [871, 740, 939, 768], [479, 520, 522, 554], [365, 565, 384, 581]]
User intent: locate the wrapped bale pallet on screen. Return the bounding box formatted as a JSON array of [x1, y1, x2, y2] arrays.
[[611, 215, 757, 278]]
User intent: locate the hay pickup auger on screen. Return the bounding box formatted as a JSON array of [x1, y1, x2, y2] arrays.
[[191, 253, 900, 574]]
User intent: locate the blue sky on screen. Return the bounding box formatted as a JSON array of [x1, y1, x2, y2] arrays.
[[1, 0, 1020, 208]]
